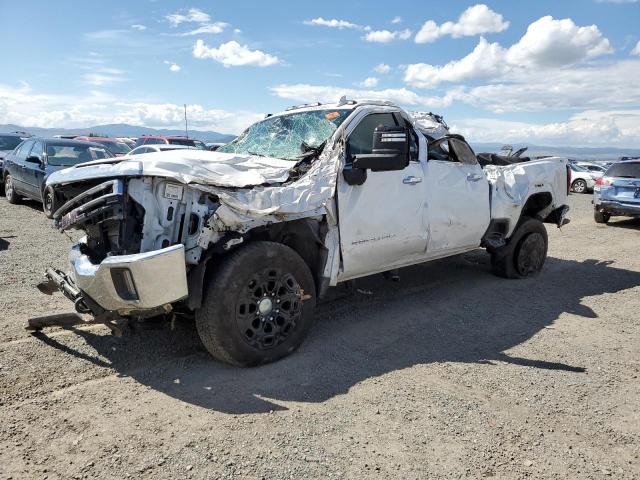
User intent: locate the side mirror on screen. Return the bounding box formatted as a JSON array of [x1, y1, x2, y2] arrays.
[[352, 126, 410, 172], [26, 155, 43, 165]]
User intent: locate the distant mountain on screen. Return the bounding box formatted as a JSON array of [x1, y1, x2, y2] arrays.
[[471, 143, 640, 161], [0, 123, 236, 143]]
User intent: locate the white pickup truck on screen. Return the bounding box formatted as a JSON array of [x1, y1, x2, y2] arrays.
[[41, 99, 570, 366]]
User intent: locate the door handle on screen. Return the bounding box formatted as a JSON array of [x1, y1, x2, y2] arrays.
[[467, 173, 483, 182], [403, 175, 422, 185]]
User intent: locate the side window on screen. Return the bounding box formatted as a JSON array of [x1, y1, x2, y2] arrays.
[[347, 113, 397, 156], [30, 141, 44, 161], [15, 140, 35, 161], [449, 138, 478, 165]]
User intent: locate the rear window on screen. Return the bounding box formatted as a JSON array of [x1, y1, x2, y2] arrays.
[[605, 162, 640, 178], [46, 144, 113, 166], [0, 135, 24, 151], [98, 140, 131, 154], [168, 138, 196, 147]]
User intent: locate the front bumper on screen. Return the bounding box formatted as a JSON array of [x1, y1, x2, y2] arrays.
[[66, 243, 189, 313], [597, 200, 640, 217]]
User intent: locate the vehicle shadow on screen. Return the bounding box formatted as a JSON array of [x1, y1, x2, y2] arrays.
[[34, 253, 640, 414], [607, 217, 640, 230], [0, 236, 13, 251]]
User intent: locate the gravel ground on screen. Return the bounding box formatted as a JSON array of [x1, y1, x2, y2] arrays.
[[0, 192, 639, 480]]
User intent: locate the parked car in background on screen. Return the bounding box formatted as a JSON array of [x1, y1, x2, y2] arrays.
[[569, 163, 602, 193], [576, 162, 607, 175], [0, 133, 31, 192], [115, 137, 136, 148], [73, 136, 131, 156], [2, 138, 113, 217], [133, 135, 207, 149], [593, 160, 640, 223], [205, 142, 226, 151], [128, 144, 190, 155]]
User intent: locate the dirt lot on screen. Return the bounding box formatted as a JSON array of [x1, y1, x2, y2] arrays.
[[0, 192, 639, 479]]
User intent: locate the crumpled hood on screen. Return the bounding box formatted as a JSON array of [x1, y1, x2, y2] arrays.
[[46, 149, 296, 188]]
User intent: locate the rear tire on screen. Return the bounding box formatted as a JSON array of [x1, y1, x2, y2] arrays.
[[594, 209, 610, 224], [491, 217, 548, 279], [196, 241, 316, 367], [5, 175, 20, 204], [571, 179, 588, 194]]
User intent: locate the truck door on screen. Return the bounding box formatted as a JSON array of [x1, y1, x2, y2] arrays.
[[425, 136, 490, 253], [337, 112, 428, 279]]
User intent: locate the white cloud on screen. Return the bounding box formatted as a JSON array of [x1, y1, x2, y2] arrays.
[[166, 7, 228, 36], [131, 24, 146, 31], [415, 4, 509, 43], [166, 8, 210, 26], [192, 40, 280, 67], [405, 37, 505, 88], [358, 77, 379, 88], [454, 109, 640, 147], [176, 22, 228, 36], [405, 16, 613, 88], [391, 16, 402, 24], [270, 83, 458, 109], [164, 61, 181, 72], [0, 83, 262, 134], [82, 68, 126, 86], [451, 60, 640, 113], [373, 63, 391, 74], [505, 16, 613, 67], [303, 17, 362, 30], [632, 40, 640, 56], [363, 29, 411, 43]]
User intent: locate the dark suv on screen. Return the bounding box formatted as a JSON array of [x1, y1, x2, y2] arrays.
[[2, 138, 113, 217], [0, 132, 31, 192]]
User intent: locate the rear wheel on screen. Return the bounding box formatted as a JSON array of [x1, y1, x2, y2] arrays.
[[5, 175, 20, 204], [491, 217, 548, 279], [196, 241, 316, 366], [594, 209, 610, 224], [571, 179, 588, 194]]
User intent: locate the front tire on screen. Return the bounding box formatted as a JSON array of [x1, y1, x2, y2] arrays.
[[571, 179, 588, 194], [5, 175, 20, 204], [196, 241, 316, 367], [42, 186, 57, 219], [594, 209, 610, 224], [491, 217, 548, 279]]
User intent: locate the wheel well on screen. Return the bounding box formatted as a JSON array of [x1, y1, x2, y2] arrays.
[[186, 218, 330, 311], [248, 218, 328, 291], [521, 192, 553, 219]]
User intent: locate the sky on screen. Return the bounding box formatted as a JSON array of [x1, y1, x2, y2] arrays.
[[0, 0, 639, 146]]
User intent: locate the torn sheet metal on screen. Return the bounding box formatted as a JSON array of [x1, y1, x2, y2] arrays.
[[199, 141, 343, 227], [46, 150, 296, 189], [485, 157, 568, 235]]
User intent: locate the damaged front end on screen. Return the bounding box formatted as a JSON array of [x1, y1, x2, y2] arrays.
[[39, 176, 226, 321]]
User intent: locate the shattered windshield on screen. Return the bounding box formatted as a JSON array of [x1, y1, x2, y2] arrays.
[[218, 109, 350, 160]]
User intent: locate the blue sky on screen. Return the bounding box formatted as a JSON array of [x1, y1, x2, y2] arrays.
[[0, 0, 639, 146]]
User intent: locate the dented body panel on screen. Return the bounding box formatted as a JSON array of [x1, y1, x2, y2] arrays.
[[44, 101, 569, 318]]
